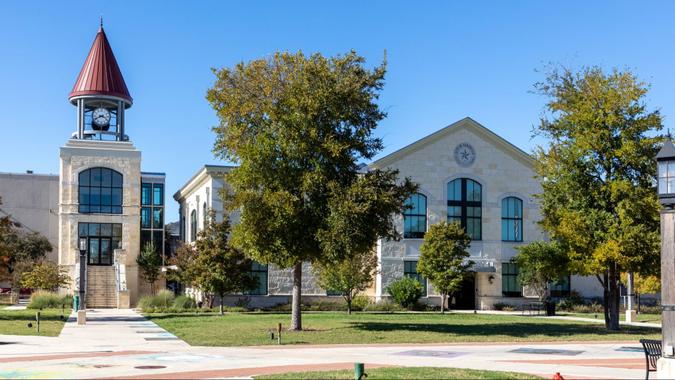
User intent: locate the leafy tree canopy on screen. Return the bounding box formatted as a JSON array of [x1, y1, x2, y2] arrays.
[[137, 241, 162, 294], [21, 261, 69, 291], [513, 241, 568, 302], [534, 65, 661, 330]]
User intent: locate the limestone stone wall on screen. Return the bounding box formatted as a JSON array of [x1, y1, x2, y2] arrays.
[[58, 139, 143, 305], [372, 119, 545, 306]]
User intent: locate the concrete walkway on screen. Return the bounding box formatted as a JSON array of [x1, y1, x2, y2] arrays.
[[0, 309, 654, 379]]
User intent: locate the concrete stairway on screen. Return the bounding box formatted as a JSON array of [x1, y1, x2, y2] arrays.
[[86, 266, 117, 308]]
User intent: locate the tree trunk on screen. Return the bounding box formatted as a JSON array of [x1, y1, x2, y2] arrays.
[[220, 294, 224, 316], [441, 293, 446, 314], [601, 272, 610, 328], [607, 263, 621, 330], [347, 298, 352, 315], [290, 262, 302, 331]]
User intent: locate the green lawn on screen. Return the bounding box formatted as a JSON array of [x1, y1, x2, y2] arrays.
[[0, 308, 70, 337], [146, 311, 660, 346], [558, 312, 661, 324], [254, 366, 542, 379]]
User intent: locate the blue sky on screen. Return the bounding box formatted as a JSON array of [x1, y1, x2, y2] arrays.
[[2, 1, 674, 220]]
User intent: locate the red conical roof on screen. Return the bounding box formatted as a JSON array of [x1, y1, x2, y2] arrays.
[[69, 26, 132, 106]]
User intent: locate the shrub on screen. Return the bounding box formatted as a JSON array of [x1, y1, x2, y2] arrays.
[[386, 277, 424, 309], [307, 299, 347, 311], [351, 294, 371, 311], [27, 291, 72, 309], [493, 302, 515, 311], [640, 305, 661, 315], [138, 290, 176, 311], [363, 300, 405, 312], [173, 295, 196, 309]]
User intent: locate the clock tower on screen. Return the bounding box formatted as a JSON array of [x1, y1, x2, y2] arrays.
[[69, 23, 132, 141], [59, 23, 145, 308]]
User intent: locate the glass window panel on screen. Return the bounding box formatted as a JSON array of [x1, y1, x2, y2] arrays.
[[141, 207, 151, 229], [112, 171, 123, 187], [90, 187, 101, 205], [79, 170, 90, 186], [88, 239, 100, 265], [101, 168, 111, 187], [669, 162, 675, 177], [141, 184, 152, 205], [111, 188, 122, 207], [112, 238, 121, 250], [89, 223, 101, 236], [90, 168, 102, 186], [112, 224, 122, 237], [100, 205, 111, 214], [101, 187, 112, 206], [153, 231, 163, 254], [669, 178, 675, 194], [153, 184, 164, 206], [100, 239, 111, 265], [153, 208, 163, 229], [100, 223, 112, 236], [79, 187, 90, 206], [79, 223, 88, 237]]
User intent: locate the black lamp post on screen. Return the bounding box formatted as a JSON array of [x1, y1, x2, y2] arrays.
[[78, 237, 87, 311], [656, 138, 675, 375]]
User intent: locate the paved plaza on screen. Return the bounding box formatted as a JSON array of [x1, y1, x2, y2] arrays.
[[0, 309, 655, 379]]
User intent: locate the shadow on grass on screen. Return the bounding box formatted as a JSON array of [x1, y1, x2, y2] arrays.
[[0, 311, 69, 322], [347, 321, 659, 338]]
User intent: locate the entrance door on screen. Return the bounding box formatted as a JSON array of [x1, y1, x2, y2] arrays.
[[452, 274, 476, 310]]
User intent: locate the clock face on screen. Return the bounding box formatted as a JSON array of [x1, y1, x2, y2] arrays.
[[92, 107, 111, 127], [454, 143, 476, 167]]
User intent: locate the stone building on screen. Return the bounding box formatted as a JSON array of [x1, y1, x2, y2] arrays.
[[370, 117, 602, 308], [177, 118, 602, 309]]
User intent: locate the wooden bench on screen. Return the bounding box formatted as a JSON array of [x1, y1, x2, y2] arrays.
[[640, 338, 662, 380]]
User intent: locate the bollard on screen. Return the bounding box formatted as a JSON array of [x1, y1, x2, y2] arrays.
[[277, 323, 282, 345], [354, 363, 365, 380], [36, 312, 41, 335]]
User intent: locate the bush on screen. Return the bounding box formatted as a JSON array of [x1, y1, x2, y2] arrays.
[[138, 290, 176, 311], [640, 305, 661, 315], [173, 295, 196, 309], [27, 291, 72, 309], [386, 277, 424, 309], [493, 302, 516, 311], [363, 300, 405, 312], [307, 299, 347, 311], [555, 290, 585, 311], [351, 294, 371, 311]]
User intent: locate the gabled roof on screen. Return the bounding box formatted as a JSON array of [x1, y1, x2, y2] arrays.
[[69, 25, 132, 106], [173, 165, 236, 202], [370, 117, 534, 169]]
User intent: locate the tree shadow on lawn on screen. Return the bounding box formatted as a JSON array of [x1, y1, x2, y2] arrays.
[[0, 311, 68, 323], [347, 321, 660, 339]]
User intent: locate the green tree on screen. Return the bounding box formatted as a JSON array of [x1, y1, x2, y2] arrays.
[[21, 261, 69, 291], [137, 241, 162, 295], [386, 277, 424, 309], [167, 242, 198, 288], [534, 66, 661, 330], [0, 197, 16, 280], [194, 212, 256, 315], [208, 50, 414, 329], [513, 241, 568, 302], [417, 222, 473, 313], [313, 250, 378, 315]]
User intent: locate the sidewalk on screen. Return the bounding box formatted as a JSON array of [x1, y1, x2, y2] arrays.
[[0, 309, 651, 379]]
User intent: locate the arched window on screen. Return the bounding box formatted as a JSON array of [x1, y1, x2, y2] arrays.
[[79, 167, 123, 214], [190, 209, 197, 242], [501, 197, 523, 242], [447, 178, 482, 240], [203, 202, 208, 227], [403, 193, 427, 238]]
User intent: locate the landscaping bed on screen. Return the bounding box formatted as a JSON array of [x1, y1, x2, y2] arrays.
[[146, 311, 660, 347]]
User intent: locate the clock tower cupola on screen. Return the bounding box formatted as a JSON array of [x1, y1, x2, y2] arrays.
[[69, 22, 132, 141]]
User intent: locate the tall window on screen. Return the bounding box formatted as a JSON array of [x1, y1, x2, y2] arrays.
[[79, 223, 122, 266], [246, 262, 268, 295], [190, 210, 197, 242], [404, 260, 427, 297], [203, 202, 208, 227], [447, 178, 482, 240], [502, 263, 522, 297], [403, 193, 427, 238], [141, 181, 165, 258], [501, 197, 523, 242], [79, 167, 123, 214]]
